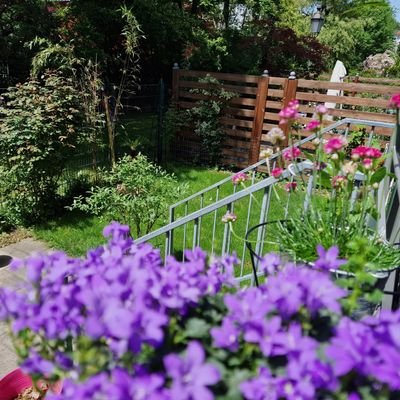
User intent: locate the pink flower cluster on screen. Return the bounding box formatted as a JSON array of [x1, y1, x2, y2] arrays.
[[279, 99, 300, 125], [351, 146, 382, 160], [271, 168, 283, 179], [283, 146, 301, 161], [221, 212, 237, 223], [332, 175, 347, 190], [305, 120, 321, 131], [324, 136, 347, 154], [231, 172, 249, 185], [315, 104, 328, 115], [389, 93, 400, 109], [284, 182, 297, 192]]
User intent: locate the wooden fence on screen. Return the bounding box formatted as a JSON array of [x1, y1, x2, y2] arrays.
[[172, 68, 400, 168]]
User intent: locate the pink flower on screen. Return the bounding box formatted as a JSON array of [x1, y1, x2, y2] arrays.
[[222, 212, 237, 223], [315, 104, 328, 115], [324, 136, 347, 154], [288, 99, 299, 109], [284, 182, 297, 192], [271, 167, 283, 179], [389, 93, 400, 108], [362, 158, 373, 169], [305, 120, 321, 131], [365, 147, 382, 159], [278, 100, 300, 124], [351, 146, 382, 159], [283, 147, 301, 161], [332, 175, 347, 189], [231, 172, 248, 185]]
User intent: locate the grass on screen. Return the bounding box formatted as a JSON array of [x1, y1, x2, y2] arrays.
[[33, 164, 233, 257], [33, 161, 307, 281]]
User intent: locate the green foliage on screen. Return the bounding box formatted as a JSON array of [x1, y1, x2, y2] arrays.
[[187, 75, 237, 165], [164, 103, 186, 161], [71, 155, 187, 236], [319, 1, 396, 69], [345, 126, 380, 157], [0, 72, 87, 226], [0, 0, 56, 85]]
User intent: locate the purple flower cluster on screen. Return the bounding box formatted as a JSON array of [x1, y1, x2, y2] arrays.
[[0, 222, 236, 373], [2, 227, 400, 399], [326, 311, 400, 391], [49, 341, 220, 400]]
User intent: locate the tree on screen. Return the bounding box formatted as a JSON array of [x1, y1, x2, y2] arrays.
[[318, 0, 396, 68], [0, 0, 56, 85]]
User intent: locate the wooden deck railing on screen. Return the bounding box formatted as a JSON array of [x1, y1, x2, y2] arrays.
[[172, 67, 400, 168]]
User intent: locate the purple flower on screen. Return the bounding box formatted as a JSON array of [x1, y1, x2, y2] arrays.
[[164, 341, 220, 400], [211, 318, 240, 351], [265, 265, 345, 318], [315, 245, 347, 271], [243, 316, 283, 357], [326, 317, 375, 376], [240, 367, 279, 400], [260, 253, 282, 275], [21, 352, 55, 377]]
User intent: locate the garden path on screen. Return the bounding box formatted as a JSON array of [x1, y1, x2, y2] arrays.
[[0, 239, 49, 379]]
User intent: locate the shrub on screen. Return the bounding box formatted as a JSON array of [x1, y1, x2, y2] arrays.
[[1, 223, 400, 399], [0, 72, 86, 226], [187, 75, 237, 165], [71, 154, 187, 236]]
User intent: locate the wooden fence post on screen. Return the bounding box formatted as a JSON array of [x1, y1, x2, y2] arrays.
[[282, 71, 298, 146], [172, 62, 180, 102], [248, 70, 269, 165]]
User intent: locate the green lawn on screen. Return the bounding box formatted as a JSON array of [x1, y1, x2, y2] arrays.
[[33, 164, 234, 257]]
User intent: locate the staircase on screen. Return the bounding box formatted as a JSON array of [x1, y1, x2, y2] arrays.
[[136, 118, 399, 284]]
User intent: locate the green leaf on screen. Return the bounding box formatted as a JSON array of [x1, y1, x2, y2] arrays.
[[184, 318, 210, 339], [319, 170, 332, 189], [370, 167, 386, 184]]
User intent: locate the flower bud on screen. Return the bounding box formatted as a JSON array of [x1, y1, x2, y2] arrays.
[[331, 153, 339, 160], [312, 138, 320, 146]]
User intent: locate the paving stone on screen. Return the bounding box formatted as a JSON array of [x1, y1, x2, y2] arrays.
[[0, 238, 49, 379]]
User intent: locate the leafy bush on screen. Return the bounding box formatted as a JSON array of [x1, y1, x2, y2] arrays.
[[71, 154, 187, 236], [187, 75, 237, 165], [2, 223, 400, 399], [0, 72, 86, 226]]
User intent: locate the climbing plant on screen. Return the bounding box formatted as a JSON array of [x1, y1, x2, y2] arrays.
[[187, 75, 237, 165]]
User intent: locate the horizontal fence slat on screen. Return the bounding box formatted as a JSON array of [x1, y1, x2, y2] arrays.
[[263, 112, 281, 122], [269, 77, 286, 85], [224, 128, 252, 139], [225, 107, 255, 118], [297, 79, 400, 95], [295, 91, 390, 108], [220, 117, 254, 128], [265, 100, 283, 110], [222, 148, 249, 159], [347, 76, 400, 85], [224, 138, 251, 149], [328, 108, 395, 123]]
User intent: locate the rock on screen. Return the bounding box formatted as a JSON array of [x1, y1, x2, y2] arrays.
[[363, 51, 395, 74]]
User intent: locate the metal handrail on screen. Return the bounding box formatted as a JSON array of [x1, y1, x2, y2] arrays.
[[136, 161, 311, 244], [135, 118, 396, 284]]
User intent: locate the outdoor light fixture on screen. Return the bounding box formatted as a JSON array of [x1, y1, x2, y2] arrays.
[[311, 6, 324, 35]]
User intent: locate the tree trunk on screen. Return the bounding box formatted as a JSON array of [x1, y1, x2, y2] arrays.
[[191, 0, 200, 14], [223, 0, 230, 29], [103, 95, 116, 167]]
